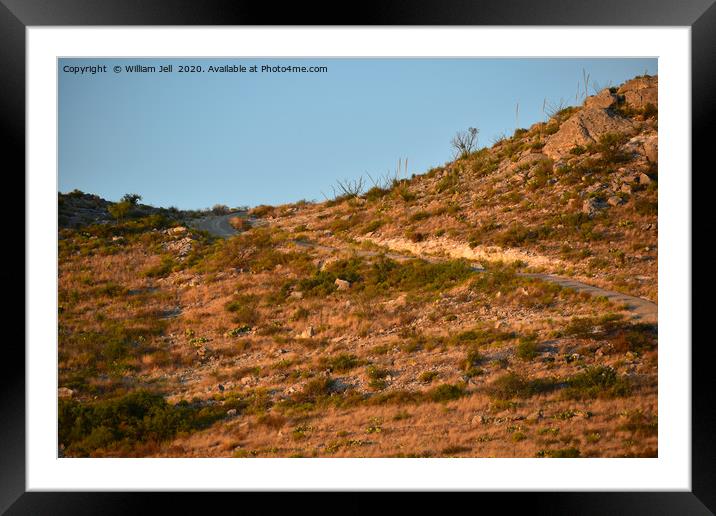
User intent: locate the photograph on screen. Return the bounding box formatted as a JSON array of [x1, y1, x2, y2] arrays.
[[56, 57, 660, 459]]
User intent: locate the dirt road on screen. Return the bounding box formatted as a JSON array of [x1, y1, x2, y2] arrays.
[[189, 212, 242, 237], [194, 214, 657, 323]]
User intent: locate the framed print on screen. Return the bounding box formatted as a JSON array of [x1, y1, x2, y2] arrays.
[[4, 0, 711, 513]]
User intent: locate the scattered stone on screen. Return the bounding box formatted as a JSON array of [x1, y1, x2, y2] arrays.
[[334, 278, 351, 290], [621, 183, 632, 194], [163, 236, 194, 258], [638, 173, 652, 185], [226, 409, 237, 417], [167, 226, 188, 235], [300, 326, 315, 338], [607, 195, 624, 207], [582, 198, 608, 217], [58, 387, 74, 399], [289, 291, 304, 299], [529, 410, 545, 423]]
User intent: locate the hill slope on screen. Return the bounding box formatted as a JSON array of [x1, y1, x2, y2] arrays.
[[57, 75, 658, 459]]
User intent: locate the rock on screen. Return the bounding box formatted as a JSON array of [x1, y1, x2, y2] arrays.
[[607, 195, 624, 207], [638, 173, 652, 185], [543, 108, 635, 160], [163, 236, 194, 258], [621, 183, 632, 194], [334, 278, 351, 290], [582, 198, 608, 217], [624, 134, 657, 162], [385, 294, 407, 308], [168, 226, 188, 235], [289, 291, 304, 299], [584, 88, 618, 110], [226, 409, 237, 417], [617, 75, 658, 111], [515, 152, 550, 169], [643, 135, 658, 162], [58, 387, 74, 399], [218, 384, 225, 392], [240, 376, 252, 385], [319, 257, 339, 271], [300, 326, 315, 338]]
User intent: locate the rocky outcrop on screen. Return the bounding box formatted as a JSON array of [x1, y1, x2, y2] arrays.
[[624, 134, 658, 163], [617, 75, 658, 110], [542, 106, 635, 160], [584, 88, 618, 110]]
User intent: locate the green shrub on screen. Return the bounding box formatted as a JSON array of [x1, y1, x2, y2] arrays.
[[495, 223, 550, 247], [634, 198, 657, 216], [320, 353, 361, 372], [436, 170, 459, 193], [428, 384, 465, 402], [463, 347, 484, 377], [536, 447, 581, 458], [418, 371, 439, 384], [362, 219, 384, 234], [516, 335, 539, 361], [366, 365, 390, 390], [488, 372, 555, 400], [224, 295, 260, 326], [564, 366, 630, 399], [58, 390, 225, 456], [293, 377, 336, 404], [410, 211, 431, 222], [593, 132, 630, 163], [143, 255, 175, 278]]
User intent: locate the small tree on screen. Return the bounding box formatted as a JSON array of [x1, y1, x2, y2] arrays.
[[451, 127, 479, 160], [108, 200, 131, 223], [121, 193, 142, 206], [211, 204, 230, 215]]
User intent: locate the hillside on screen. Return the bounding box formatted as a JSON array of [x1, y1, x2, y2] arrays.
[[263, 75, 658, 302], [57, 75, 658, 458]]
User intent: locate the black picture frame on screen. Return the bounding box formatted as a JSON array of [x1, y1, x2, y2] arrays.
[[4, 1, 709, 513]]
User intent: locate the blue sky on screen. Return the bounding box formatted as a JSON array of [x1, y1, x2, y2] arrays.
[[59, 58, 656, 209]]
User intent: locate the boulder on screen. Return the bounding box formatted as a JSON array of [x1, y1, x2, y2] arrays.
[[607, 195, 624, 207], [334, 278, 351, 290], [639, 173, 653, 185], [584, 88, 618, 110], [617, 75, 658, 110], [643, 135, 658, 163], [542, 108, 635, 160], [168, 226, 188, 235], [623, 134, 657, 162], [300, 326, 315, 338]]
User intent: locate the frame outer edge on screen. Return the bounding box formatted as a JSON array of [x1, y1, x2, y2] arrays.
[[0, 0, 27, 513]]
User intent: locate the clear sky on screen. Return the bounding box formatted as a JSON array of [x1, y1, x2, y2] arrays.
[[59, 58, 657, 209]]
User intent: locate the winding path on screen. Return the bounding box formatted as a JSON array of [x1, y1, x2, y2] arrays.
[[191, 213, 657, 323]]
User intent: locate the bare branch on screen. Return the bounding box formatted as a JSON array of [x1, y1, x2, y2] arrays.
[[451, 127, 479, 160]]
